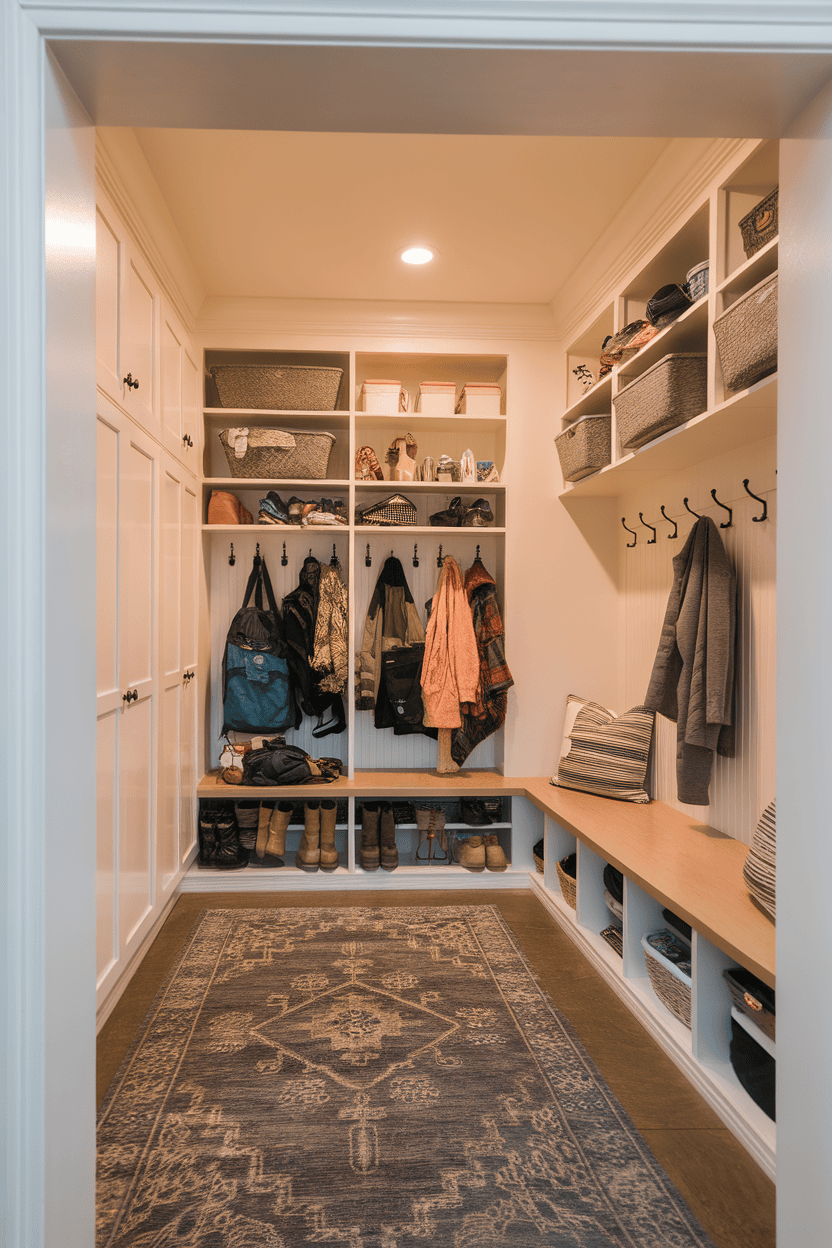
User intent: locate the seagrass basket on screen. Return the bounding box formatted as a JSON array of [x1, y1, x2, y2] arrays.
[[556, 855, 577, 909], [739, 186, 779, 258], [713, 273, 777, 393], [642, 931, 692, 1028], [601, 924, 623, 957], [614, 353, 707, 451], [211, 364, 343, 411], [219, 428, 335, 479], [555, 413, 611, 481]]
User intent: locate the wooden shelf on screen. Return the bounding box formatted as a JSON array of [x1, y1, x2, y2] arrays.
[[203, 524, 349, 532], [354, 412, 506, 429], [204, 408, 349, 427], [356, 480, 506, 493], [561, 374, 777, 498], [717, 236, 778, 295], [357, 526, 505, 535], [615, 297, 709, 383], [197, 768, 517, 802], [561, 374, 612, 426], [204, 478, 351, 488]]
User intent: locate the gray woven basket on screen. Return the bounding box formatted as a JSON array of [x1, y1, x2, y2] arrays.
[[739, 186, 778, 259], [219, 428, 335, 479], [614, 353, 707, 451], [211, 364, 343, 411], [713, 273, 777, 393], [641, 934, 692, 1028], [555, 413, 611, 481]]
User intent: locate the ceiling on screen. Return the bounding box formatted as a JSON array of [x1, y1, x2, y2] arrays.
[[132, 128, 672, 304]]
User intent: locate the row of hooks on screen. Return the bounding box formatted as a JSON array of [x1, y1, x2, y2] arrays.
[[364, 543, 484, 569], [622, 479, 769, 547], [229, 541, 342, 570], [229, 540, 485, 571]]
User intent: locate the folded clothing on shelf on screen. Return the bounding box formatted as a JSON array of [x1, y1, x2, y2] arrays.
[[257, 492, 348, 526]]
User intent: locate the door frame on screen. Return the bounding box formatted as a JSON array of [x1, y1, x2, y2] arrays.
[[4, 3, 832, 1244]]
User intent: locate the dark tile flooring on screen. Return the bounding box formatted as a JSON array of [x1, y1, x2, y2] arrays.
[[98, 889, 775, 1247]]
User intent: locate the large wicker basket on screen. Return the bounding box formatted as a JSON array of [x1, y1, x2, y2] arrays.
[[555, 414, 611, 481], [642, 932, 692, 1028], [211, 364, 343, 411], [219, 428, 335, 479], [713, 273, 777, 393], [739, 186, 778, 259], [614, 353, 707, 451], [556, 855, 577, 910]]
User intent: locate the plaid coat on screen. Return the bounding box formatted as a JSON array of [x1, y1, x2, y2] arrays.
[[451, 560, 514, 766]]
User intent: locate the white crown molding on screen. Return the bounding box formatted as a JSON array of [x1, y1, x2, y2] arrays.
[[196, 296, 558, 343], [95, 133, 204, 331], [549, 137, 752, 344]]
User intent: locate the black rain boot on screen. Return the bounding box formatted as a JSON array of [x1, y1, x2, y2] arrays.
[[202, 807, 248, 870]]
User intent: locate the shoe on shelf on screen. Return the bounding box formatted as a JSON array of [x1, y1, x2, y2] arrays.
[[287, 496, 306, 524], [429, 496, 465, 527], [360, 802, 381, 871], [379, 803, 399, 871], [455, 835, 486, 872], [257, 491, 291, 525], [459, 797, 492, 826], [484, 834, 508, 872], [461, 499, 494, 527]]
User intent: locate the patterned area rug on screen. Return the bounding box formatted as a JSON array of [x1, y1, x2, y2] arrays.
[[97, 906, 716, 1247]]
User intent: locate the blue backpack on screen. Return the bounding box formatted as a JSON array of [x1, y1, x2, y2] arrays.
[[221, 554, 297, 735]]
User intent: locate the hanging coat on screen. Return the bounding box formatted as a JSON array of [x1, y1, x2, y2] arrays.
[[283, 556, 345, 735], [451, 560, 514, 766], [312, 563, 349, 696], [421, 556, 480, 729], [357, 556, 425, 724], [643, 515, 736, 805]]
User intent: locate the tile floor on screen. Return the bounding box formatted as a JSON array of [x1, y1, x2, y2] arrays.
[[97, 889, 776, 1248]]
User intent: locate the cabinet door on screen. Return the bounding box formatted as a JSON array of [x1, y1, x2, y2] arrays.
[[160, 300, 200, 469], [95, 195, 124, 401], [121, 239, 160, 440], [182, 342, 200, 471]]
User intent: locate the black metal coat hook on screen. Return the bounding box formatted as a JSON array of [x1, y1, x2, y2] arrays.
[[639, 513, 657, 544], [228, 542, 235, 566], [743, 479, 768, 523], [365, 544, 372, 568], [474, 544, 482, 564], [660, 505, 678, 538], [683, 498, 701, 519], [413, 543, 419, 568], [330, 544, 340, 568], [437, 544, 445, 567], [622, 518, 637, 548], [255, 542, 260, 556], [281, 541, 288, 567], [710, 488, 733, 528]]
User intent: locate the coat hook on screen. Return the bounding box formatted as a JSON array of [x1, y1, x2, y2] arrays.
[[683, 498, 701, 519], [330, 543, 340, 568], [743, 478, 768, 522], [228, 542, 235, 566], [255, 542, 260, 556], [474, 544, 482, 563], [437, 544, 444, 567], [413, 543, 419, 568], [281, 541, 288, 567], [639, 513, 657, 544], [660, 505, 678, 538], [710, 488, 733, 528], [365, 543, 372, 568], [621, 518, 637, 548]]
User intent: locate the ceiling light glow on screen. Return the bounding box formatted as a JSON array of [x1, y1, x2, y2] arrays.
[[401, 246, 434, 265]]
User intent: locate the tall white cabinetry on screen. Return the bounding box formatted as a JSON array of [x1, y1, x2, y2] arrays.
[[95, 184, 199, 1018]]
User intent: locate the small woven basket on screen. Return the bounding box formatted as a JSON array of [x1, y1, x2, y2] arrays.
[[739, 186, 779, 258], [601, 924, 623, 957], [533, 851, 544, 875], [723, 967, 776, 1041], [219, 428, 335, 479], [211, 364, 343, 411], [713, 273, 777, 393], [556, 856, 577, 910], [642, 933, 692, 1028], [555, 414, 611, 481], [614, 353, 707, 451]]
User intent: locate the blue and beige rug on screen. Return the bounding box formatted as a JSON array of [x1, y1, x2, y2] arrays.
[[97, 906, 715, 1247]]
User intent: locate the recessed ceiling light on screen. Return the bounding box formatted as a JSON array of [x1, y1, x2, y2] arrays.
[[400, 246, 435, 265]]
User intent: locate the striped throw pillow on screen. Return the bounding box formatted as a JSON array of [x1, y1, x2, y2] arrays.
[[551, 694, 654, 803], [742, 800, 776, 921]]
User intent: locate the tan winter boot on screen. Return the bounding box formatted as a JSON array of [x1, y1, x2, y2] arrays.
[[296, 802, 321, 872], [379, 803, 398, 872], [484, 834, 508, 872], [319, 800, 339, 872], [360, 803, 380, 871], [267, 802, 293, 857], [456, 835, 486, 872]]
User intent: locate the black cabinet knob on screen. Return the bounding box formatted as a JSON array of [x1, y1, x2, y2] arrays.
[[123, 373, 140, 390], [122, 691, 130, 702]]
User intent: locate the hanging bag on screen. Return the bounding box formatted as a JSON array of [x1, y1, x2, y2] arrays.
[[221, 554, 294, 734]]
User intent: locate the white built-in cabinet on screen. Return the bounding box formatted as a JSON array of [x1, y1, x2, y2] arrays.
[[95, 185, 198, 1017]]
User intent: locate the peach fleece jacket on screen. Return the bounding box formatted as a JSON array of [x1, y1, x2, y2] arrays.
[[421, 556, 480, 729]]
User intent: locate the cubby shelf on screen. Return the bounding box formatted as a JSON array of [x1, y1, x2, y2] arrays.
[[356, 480, 506, 492], [717, 236, 778, 295], [204, 477, 351, 488]]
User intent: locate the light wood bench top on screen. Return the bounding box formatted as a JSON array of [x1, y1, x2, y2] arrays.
[[197, 769, 774, 986]]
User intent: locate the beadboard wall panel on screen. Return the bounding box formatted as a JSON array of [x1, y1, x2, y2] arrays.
[[617, 434, 776, 845]]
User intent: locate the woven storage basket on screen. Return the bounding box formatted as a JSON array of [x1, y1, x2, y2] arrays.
[[210, 364, 343, 411], [739, 186, 779, 258], [723, 966, 776, 1041], [219, 428, 335, 480], [532, 839, 544, 874], [642, 932, 692, 1028], [614, 353, 707, 451], [556, 855, 577, 910], [601, 924, 623, 957], [713, 273, 777, 393], [555, 414, 611, 481]]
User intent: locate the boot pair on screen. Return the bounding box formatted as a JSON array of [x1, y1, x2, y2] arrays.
[[198, 805, 248, 870], [249, 801, 339, 872], [360, 803, 398, 872], [415, 807, 448, 863], [455, 834, 508, 872]]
